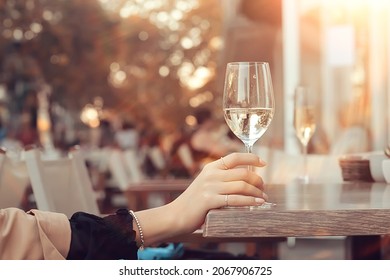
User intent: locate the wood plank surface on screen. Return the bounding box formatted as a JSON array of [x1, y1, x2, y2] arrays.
[[204, 182, 390, 238]]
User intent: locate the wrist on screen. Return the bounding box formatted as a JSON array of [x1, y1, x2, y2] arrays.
[[134, 203, 185, 246], [129, 210, 144, 250]]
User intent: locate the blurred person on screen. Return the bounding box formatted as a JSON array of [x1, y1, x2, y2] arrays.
[[0, 117, 6, 144], [98, 119, 116, 148], [140, 129, 168, 178], [190, 107, 242, 167], [114, 119, 139, 150], [167, 126, 198, 178], [16, 113, 38, 147], [0, 152, 267, 260], [167, 108, 243, 178], [0, 127, 23, 152]]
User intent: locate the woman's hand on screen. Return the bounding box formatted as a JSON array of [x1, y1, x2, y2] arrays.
[[136, 152, 267, 246], [168, 152, 267, 234]]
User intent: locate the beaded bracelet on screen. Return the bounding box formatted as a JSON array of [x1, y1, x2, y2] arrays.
[[129, 210, 144, 250]]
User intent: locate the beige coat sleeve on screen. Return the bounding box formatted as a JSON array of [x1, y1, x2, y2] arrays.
[[0, 208, 71, 260]]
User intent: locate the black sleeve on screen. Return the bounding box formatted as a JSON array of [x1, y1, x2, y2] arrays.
[[66, 208, 139, 260]]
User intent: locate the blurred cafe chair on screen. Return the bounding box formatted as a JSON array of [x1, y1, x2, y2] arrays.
[[123, 149, 144, 184], [104, 148, 148, 210], [24, 146, 101, 218], [108, 149, 134, 192], [0, 148, 30, 209], [144, 145, 168, 178], [107, 148, 189, 211], [107, 149, 165, 210]]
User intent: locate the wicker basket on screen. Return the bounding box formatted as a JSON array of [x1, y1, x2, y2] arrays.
[[339, 155, 374, 182]]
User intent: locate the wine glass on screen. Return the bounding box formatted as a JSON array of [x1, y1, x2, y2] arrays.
[[293, 86, 317, 183], [223, 62, 275, 208]]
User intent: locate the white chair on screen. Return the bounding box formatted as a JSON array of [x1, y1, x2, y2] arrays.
[[0, 148, 30, 209], [108, 149, 132, 191], [24, 146, 100, 218], [108, 148, 179, 209], [68, 147, 101, 215], [108, 148, 146, 190], [176, 143, 196, 175], [146, 146, 167, 175], [123, 149, 144, 183], [107, 149, 153, 209]]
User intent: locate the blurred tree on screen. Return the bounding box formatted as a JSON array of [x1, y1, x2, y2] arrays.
[[0, 0, 223, 132], [0, 0, 119, 111]]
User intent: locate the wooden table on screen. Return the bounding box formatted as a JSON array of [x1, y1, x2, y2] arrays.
[[123, 178, 284, 259], [203, 182, 390, 259]]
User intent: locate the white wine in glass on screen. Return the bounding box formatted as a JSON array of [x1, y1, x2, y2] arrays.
[[224, 108, 274, 154], [293, 86, 317, 183], [223, 62, 275, 207]]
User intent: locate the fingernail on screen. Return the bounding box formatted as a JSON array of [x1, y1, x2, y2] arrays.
[[262, 193, 269, 201], [259, 158, 267, 166], [255, 197, 265, 204]]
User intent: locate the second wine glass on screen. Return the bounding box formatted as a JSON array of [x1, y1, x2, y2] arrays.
[[223, 61, 275, 207], [293, 86, 317, 183]]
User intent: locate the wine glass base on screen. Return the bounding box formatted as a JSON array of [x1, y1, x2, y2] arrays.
[[250, 202, 276, 209], [295, 175, 309, 184], [224, 202, 276, 209]]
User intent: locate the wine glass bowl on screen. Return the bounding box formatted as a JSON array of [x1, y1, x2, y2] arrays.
[[222, 61, 275, 208], [223, 62, 275, 154], [293, 86, 317, 183], [224, 107, 274, 153]]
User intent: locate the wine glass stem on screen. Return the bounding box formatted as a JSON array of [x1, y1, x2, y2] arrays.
[[302, 143, 308, 178], [245, 144, 253, 154], [245, 144, 254, 171], [246, 143, 274, 208]]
